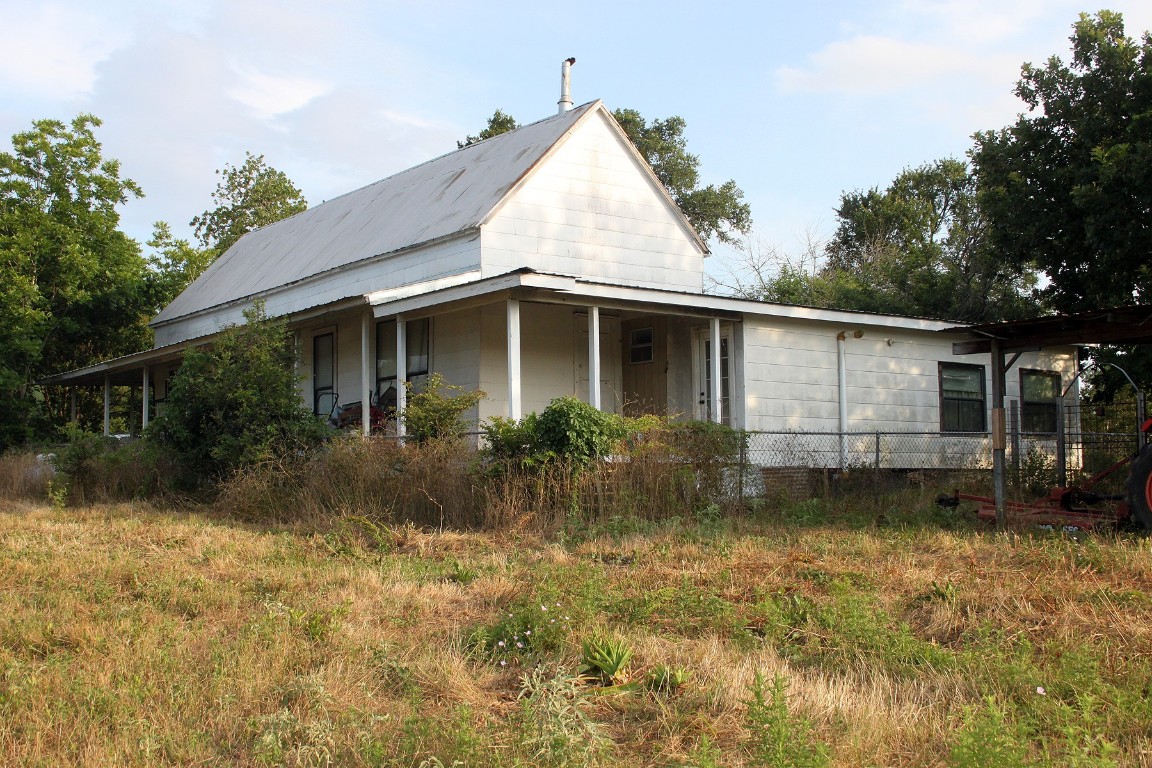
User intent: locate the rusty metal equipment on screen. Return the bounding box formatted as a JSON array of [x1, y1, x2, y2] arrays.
[[941, 416, 1152, 529]]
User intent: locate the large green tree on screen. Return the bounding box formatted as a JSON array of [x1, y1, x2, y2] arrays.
[[972, 10, 1152, 390], [0, 114, 152, 446], [612, 109, 751, 245], [144, 221, 214, 310], [462, 107, 751, 245], [190, 151, 307, 255], [726, 160, 1035, 322], [820, 159, 1035, 321]]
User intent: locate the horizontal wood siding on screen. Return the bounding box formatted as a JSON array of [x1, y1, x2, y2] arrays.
[[482, 111, 704, 291], [742, 317, 1077, 433], [476, 301, 623, 422]]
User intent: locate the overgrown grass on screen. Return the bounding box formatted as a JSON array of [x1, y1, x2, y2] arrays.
[[1, 498, 1149, 766]]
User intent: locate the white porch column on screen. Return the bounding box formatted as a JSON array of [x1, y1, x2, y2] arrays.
[[142, 366, 150, 430], [709, 317, 722, 424], [361, 311, 372, 437], [588, 306, 601, 410], [103, 373, 111, 436], [395, 318, 407, 439], [507, 299, 522, 420]]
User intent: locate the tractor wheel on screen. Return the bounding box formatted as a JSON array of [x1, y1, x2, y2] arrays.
[[1127, 442, 1152, 529]]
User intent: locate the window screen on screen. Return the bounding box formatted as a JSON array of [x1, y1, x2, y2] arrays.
[[940, 363, 986, 432], [1021, 370, 1061, 433]]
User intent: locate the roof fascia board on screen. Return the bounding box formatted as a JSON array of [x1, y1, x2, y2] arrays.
[[367, 269, 960, 332], [551, 279, 959, 331], [596, 106, 710, 255], [475, 101, 602, 232]]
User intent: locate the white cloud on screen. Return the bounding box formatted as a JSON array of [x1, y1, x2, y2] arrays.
[[0, 2, 131, 98], [228, 66, 332, 120], [775, 35, 1014, 95]]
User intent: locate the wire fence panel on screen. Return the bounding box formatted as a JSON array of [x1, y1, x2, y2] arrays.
[[743, 431, 994, 471]]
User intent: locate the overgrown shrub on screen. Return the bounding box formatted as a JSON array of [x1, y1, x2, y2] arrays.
[[403, 373, 485, 444], [536, 396, 626, 467], [149, 303, 330, 482], [217, 436, 483, 527], [50, 424, 179, 504]]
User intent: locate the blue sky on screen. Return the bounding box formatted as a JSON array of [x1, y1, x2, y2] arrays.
[[2, 1, 1150, 281]]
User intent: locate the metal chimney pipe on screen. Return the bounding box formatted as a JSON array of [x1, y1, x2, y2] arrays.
[[557, 57, 576, 114]]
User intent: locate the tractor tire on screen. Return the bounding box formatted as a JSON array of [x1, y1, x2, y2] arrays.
[[1127, 442, 1152, 530]]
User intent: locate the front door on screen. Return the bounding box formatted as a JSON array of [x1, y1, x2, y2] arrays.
[[621, 317, 668, 416], [694, 327, 732, 424]]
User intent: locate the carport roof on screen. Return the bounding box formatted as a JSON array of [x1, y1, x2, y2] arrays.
[[946, 305, 1152, 355]]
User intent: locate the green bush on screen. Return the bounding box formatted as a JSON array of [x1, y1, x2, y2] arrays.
[[148, 303, 330, 481], [532, 397, 625, 467], [403, 373, 485, 444]]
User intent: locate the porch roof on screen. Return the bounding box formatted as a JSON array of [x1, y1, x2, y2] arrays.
[[945, 304, 1152, 355], [368, 269, 961, 331]]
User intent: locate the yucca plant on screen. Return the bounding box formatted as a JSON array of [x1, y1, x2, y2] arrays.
[[580, 635, 633, 687]]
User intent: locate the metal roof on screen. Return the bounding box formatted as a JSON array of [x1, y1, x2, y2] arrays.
[[944, 304, 1152, 354], [153, 101, 603, 326]]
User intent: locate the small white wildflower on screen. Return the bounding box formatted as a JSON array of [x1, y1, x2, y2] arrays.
[[550, 619, 556, 624], [516, 641, 524, 648], [499, 660, 507, 667], [1036, 686, 1046, 696], [541, 605, 548, 612], [497, 640, 505, 647], [525, 630, 532, 636]]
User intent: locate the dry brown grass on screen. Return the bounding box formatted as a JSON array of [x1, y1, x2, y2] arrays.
[[0, 451, 52, 502], [1, 499, 1149, 766]]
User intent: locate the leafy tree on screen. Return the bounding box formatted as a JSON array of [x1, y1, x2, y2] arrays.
[[149, 302, 328, 480], [611, 109, 751, 245], [722, 161, 1035, 322], [820, 159, 1035, 321], [0, 114, 152, 447], [972, 10, 1152, 391], [461, 107, 752, 245], [190, 151, 307, 254], [144, 221, 214, 310], [458, 109, 519, 148]]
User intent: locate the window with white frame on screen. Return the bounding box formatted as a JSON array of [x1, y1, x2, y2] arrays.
[[939, 362, 986, 432]]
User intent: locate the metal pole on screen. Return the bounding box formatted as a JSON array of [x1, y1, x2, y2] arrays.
[[1055, 395, 1067, 487], [103, 373, 111, 437], [1137, 391, 1147, 450], [142, 366, 150, 430], [1009, 399, 1020, 481], [361, 311, 372, 437], [507, 300, 522, 421], [991, 340, 1007, 528]]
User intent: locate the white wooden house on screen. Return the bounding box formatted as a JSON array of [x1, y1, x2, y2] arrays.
[[49, 99, 1076, 458]]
